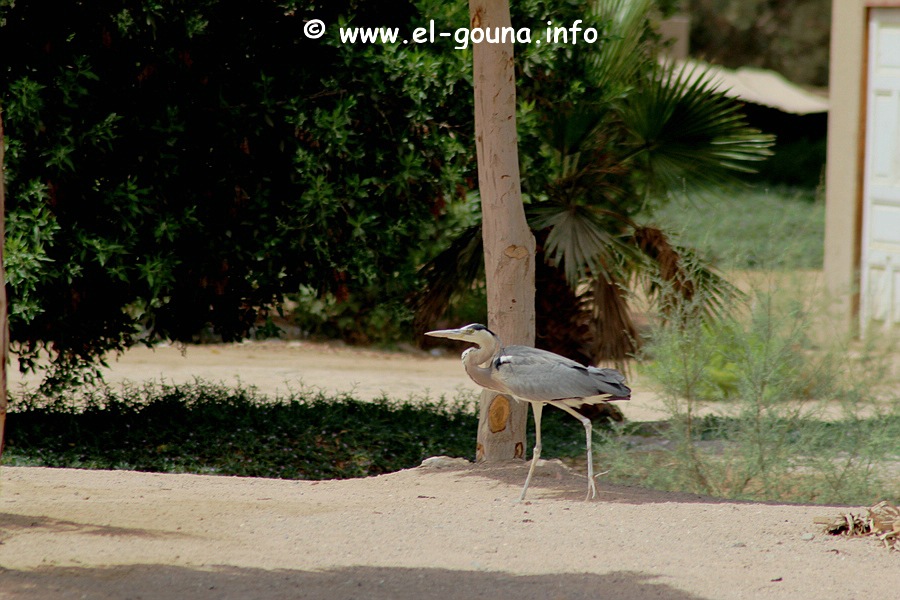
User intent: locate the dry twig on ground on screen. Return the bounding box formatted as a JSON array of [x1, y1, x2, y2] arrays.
[[815, 501, 900, 550]]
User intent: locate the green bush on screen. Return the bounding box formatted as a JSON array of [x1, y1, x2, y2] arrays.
[[0, 0, 474, 383]]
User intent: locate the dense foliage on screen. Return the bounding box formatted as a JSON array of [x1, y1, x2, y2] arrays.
[[0, 0, 473, 384]]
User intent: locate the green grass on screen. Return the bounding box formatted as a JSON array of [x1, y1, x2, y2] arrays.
[[2, 380, 592, 478], [3, 382, 479, 479], [650, 187, 825, 270]]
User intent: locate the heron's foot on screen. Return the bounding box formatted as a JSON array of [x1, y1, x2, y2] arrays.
[[585, 476, 598, 501]]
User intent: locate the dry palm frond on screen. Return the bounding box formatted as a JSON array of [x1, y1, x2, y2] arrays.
[[815, 501, 900, 550], [534, 238, 593, 366], [631, 224, 741, 324], [585, 275, 638, 369], [413, 224, 483, 335]]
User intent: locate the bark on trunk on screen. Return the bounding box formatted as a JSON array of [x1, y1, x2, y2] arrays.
[[469, 0, 536, 462]]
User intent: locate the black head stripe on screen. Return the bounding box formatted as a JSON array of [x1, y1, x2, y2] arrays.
[[467, 323, 498, 336], [467, 323, 497, 337]]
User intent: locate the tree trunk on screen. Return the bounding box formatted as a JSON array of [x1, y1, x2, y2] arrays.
[[0, 110, 8, 459], [469, 0, 536, 462]]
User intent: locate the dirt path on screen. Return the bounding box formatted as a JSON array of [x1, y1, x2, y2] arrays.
[[7, 340, 673, 421], [1, 341, 897, 599]]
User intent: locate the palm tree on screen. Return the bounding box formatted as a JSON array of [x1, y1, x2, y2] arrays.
[[416, 0, 774, 366]]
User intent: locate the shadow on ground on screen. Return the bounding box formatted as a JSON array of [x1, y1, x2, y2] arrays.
[[0, 512, 189, 540], [448, 460, 850, 508], [447, 459, 721, 505], [0, 564, 711, 600]]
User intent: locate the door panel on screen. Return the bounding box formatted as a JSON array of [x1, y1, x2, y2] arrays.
[[862, 8, 900, 331]]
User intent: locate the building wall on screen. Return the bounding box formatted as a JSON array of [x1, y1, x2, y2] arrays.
[[824, 0, 900, 333]]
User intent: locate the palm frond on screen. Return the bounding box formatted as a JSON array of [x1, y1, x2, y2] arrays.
[[631, 224, 742, 324], [528, 202, 630, 287], [413, 224, 483, 334], [542, 106, 608, 162], [534, 236, 594, 366], [585, 274, 639, 368], [587, 0, 656, 95], [536, 106, 631, 211], [621, 61, 775, 192]]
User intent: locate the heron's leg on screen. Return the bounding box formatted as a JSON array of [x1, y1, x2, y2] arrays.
[[552, 403, 597, 500], [518, 402, 543, 502]]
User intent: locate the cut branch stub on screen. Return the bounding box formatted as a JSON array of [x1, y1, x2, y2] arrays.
[[488, 394, 511, 433]]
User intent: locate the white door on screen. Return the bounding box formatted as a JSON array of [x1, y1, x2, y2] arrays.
[[861, 8, 900, 331]]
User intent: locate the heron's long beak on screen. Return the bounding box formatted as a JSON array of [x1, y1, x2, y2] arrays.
[[424, 328, 469, 342]]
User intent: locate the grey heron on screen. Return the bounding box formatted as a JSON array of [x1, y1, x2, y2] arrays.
[[426, 323, 630, 501]]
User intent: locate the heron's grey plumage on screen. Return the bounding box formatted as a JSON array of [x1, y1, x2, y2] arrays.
[[491, 345, 630, 403], [425, 323, 631, 501]]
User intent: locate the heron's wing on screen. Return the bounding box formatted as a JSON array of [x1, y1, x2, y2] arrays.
[[494, 346, 631, 402]]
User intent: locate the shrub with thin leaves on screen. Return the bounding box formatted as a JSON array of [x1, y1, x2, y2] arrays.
[[599, 277, 900, 505]]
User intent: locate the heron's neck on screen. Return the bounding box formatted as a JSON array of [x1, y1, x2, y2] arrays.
[[467, 340, 498, 367], [462, 339, 503, 393]]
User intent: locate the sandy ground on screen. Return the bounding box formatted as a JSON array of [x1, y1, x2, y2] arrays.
[[5, 340, 679, 421], [1, 341, 898, 599]]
